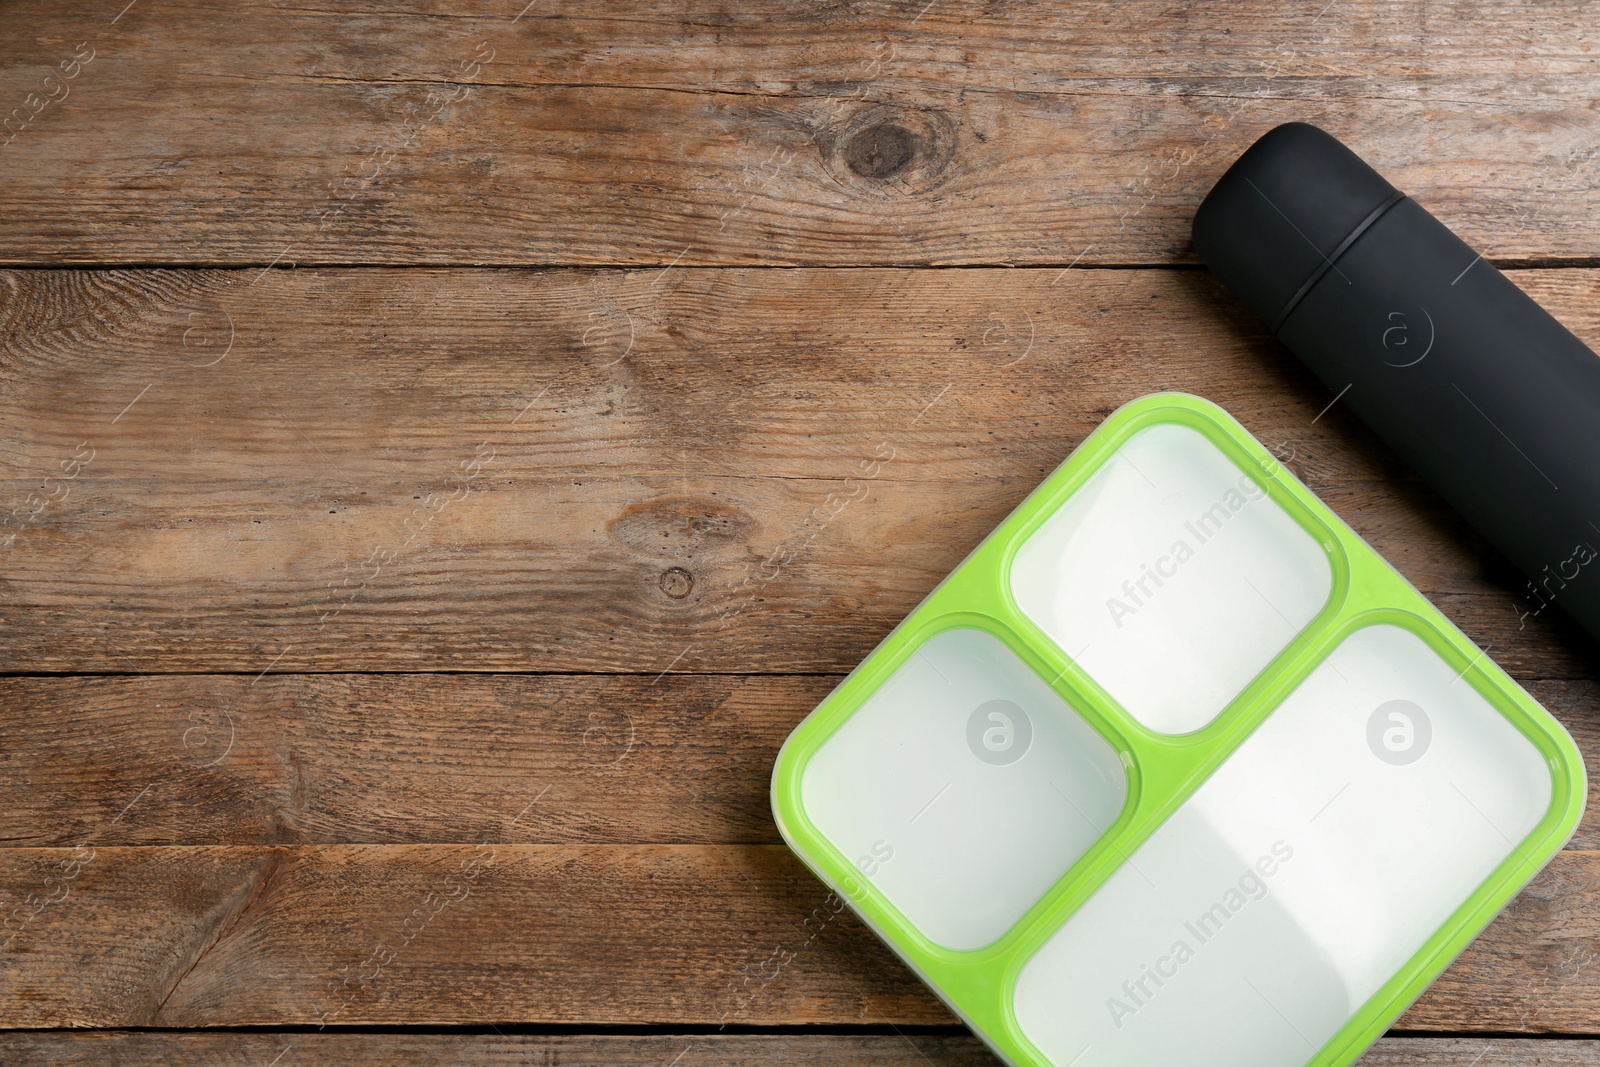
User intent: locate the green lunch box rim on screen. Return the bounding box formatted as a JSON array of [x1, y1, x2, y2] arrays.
[[768, 390, 1587, 1067]]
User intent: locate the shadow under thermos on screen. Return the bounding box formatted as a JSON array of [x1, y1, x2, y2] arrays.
[[1193, 121, 1600, 644]]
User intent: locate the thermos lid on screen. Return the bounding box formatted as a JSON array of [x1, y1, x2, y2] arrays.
[[1192, 123, 1403, 332]]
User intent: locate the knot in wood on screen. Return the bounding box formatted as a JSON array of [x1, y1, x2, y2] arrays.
[[844, 123, 917, 180], [659, 566, 694, 599]]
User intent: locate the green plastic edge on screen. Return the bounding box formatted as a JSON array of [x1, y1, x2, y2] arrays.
[[769, 391, 1588, 1067]]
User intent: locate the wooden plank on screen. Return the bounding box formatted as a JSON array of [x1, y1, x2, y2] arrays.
[[5, 266, 1600, 675], [0, 1033, 1589, 1066], [4, 673, 1600, 851], [4, 1, 1600, 265], [0, 673, 820, 847], [0, 843, 1598, 1030], [0, 844, 938, 1028]]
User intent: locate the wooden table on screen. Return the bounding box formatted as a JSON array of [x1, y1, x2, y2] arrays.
[[3, 1, 1599, 1063]]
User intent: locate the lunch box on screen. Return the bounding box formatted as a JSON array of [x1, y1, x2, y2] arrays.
[[770, 392, 1585, 1067]]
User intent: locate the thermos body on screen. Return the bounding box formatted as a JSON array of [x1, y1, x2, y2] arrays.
[[1195, 124, 1600, 642]]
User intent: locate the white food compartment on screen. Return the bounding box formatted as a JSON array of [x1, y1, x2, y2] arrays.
[[1012, 623, 1553, 1067], [801, 627, 1127, 951], [1010, 422, 1334, 734]]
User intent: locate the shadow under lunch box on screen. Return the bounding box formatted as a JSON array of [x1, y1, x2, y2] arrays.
[[770, 392, 1586, 1067]]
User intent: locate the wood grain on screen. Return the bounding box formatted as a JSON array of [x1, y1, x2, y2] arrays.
[[0, 1033, 1588, 1067], [5, 672, 1600, 851], [7, 0, 1600, 1053], [1, 844, 1598, 1030], [3, 1, 1600, 265], [5, 266, 1600, 676]]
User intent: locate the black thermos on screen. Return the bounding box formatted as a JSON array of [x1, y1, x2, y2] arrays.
[[1193, 122, 1600, 644]]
